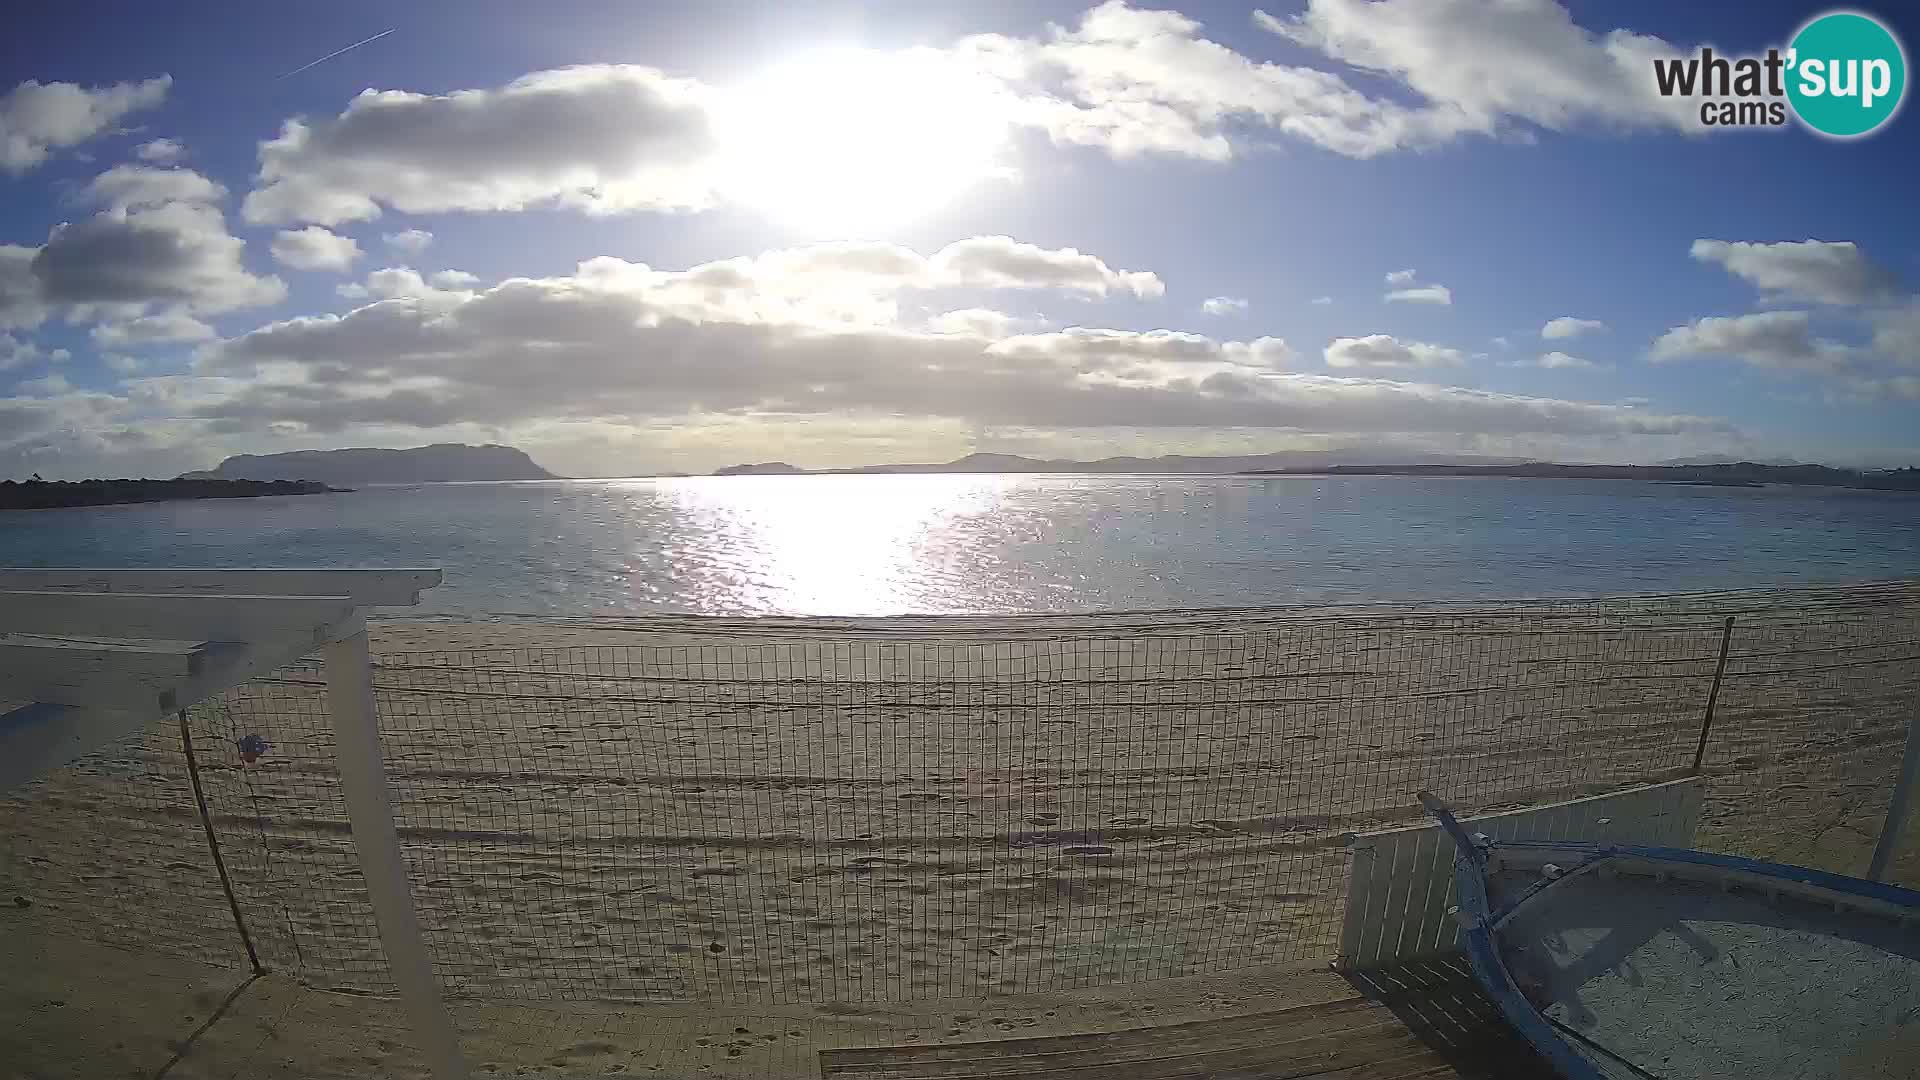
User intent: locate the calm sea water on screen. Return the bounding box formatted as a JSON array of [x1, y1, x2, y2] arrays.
[[4, 475, 1918, 618]]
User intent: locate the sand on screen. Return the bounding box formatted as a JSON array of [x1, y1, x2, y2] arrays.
[[4, 582, 1919, 1077]]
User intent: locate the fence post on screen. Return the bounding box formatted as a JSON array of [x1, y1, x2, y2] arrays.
[[1690, 616, 1736, 775], [177, 710, 263, 974], [324, 622, 468, 1080], [1868, 715, 1920, 882]]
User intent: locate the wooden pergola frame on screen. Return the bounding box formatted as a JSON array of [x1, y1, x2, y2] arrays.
[[0, 568, 469, 1079]]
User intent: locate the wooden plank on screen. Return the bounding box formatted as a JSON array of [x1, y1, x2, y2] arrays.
[[0, 636, 213, 680], [0, 591, 356, 640], [0, 568, 440, 607]]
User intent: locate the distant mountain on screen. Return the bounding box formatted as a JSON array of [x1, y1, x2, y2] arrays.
[[713, 461, 806, 476], [1240, 461, 1920, 491], [184, 444, 556, 485], [1657, 454, 1805, 467], [711, 449, 1530, 476]]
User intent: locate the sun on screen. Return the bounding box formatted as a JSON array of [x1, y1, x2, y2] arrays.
[[715, 49, 1011, 236]]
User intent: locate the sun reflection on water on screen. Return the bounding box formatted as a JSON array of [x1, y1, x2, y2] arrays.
[[653, 475, 1014, 614]]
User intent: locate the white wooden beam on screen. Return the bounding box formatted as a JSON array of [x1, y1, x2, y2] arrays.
[[0, 592, 356, 640], [325, 627, 469, 1079], [0, 636, 215, 681], [0, 568, 440, 607]]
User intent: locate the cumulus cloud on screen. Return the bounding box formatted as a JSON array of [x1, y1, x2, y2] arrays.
[[242, 66, 721, 225], [1201, 295, 1248, 316], [0, 76, 171, 173], [1512, 351, 1606, 370], [271, 226, 363, 272], [135, 138, 185, 164], [430, 269, 480, 289], [383, 229, 433, 255], [1871, 301, 1920, 366], [27, 167, 284, 316], [1324, 334, 1467, 369], [928, 308, 1020, 337], [186, 253, 1716, 449], [1384, 269, 1416, 285], [1690, 239, 1902, 307], [0, 245, 46, 329], [1651, 311, 1852, 373], [1310, 295, 1333, 305], [1385, 284, 1451, 305], [1261, 0, 1701, 139], [91, 309, 216, 347], [1542, 316, 1604, 339], [82, 164, 226, 210], [928, 236, 1162, 298]]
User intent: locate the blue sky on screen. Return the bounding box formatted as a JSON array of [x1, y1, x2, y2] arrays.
[[2, 0, 1917, 478]]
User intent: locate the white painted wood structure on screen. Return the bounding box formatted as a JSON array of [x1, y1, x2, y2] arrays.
[[0, 567, 467, 1080], [1335, 778, 1705, 970]]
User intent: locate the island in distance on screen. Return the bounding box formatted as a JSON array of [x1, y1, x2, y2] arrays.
[[183, 443, 557, 486], [0, 477, 339, 510]]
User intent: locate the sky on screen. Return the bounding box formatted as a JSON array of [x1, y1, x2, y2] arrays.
[[1, 0, 1917, 479]]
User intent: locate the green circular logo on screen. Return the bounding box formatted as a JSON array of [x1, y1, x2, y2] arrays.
[[1787, 11, 1907, 137]]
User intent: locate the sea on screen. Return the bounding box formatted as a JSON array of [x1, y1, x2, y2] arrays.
[[4, 474, 1919, 619]]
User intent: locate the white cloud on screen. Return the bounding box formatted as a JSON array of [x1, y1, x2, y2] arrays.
[[929, 235, 1162, 298], [335, 282, 369, 300], [0, 245, 47, 329], [1651, 311, 1852, 373], [1201, 295, 1248, 316], [26, 167, 285, 317], [1541, 316, 1604, 339], [183, 252, 1717, 449], [104, 353, 143, 375], [1491, 335, 1511, 348], [271, 226, 363, 272], [1384, 269, 1416, 285], [82, 164, 225, 210], [1871, 301, 1920, 366], [429, 269, 480, 289], [1325, 334, 1467, 369], [91, 309, 217, 347], [1260, 0, 1702, 140], [243, 66, 721, 225], [1690, 239, 1902, 306], [383, 229, 433, 255], [1514, 350, 1606, 370], [135, 138, 185, 164], [0, 76, 171, 174], [1310, 295, 1333, 305], [1385, 284, 1451, 305], [1, 332, 42, 370], [928, 308, 1019, 337]]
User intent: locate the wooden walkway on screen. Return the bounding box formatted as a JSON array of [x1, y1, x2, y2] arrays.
[[820, 959, 1549, 1079]]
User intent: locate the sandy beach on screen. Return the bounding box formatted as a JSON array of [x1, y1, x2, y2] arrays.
[[4, 583, 1918, 1077]]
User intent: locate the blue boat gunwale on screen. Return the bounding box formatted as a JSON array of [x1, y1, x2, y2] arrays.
[[1419, 792, 1920, 1080]]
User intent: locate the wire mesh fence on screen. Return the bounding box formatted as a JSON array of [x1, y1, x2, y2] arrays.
[[3, 585, 1917, 1008]]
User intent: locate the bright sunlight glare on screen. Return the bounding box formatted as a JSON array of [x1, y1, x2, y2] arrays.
[[715, 49, 1012, 235]]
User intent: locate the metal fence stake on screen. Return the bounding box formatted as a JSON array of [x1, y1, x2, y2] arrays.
[[1690, 616, 1736, 775], [325, 623, 468, 1080]]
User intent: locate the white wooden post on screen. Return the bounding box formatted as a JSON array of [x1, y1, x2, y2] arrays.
[[324, 623, 468, 1079], [1869, 715, 1920, 882]]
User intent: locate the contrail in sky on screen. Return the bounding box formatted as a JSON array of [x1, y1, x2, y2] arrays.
[[277, 27, 396, 79]]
